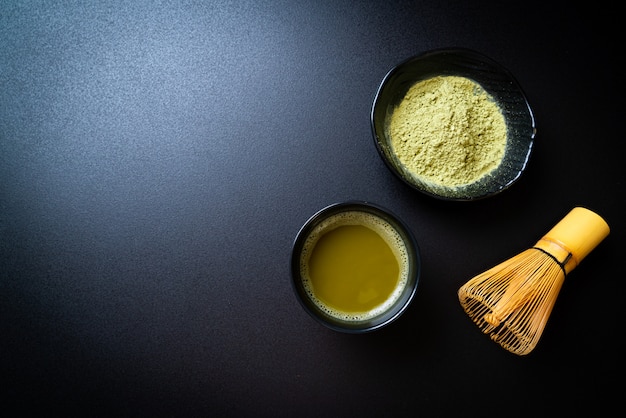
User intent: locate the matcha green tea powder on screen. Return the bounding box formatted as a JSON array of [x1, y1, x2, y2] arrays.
[[389, 75, 507, 188]]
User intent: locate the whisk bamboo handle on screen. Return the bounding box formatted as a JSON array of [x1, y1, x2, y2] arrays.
[[534, 207, 610, 275]]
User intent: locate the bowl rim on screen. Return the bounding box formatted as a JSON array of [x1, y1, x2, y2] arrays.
[[370, 47, 537, 201]]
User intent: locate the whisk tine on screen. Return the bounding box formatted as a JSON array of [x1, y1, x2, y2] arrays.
[[458, 207, 610, 355]]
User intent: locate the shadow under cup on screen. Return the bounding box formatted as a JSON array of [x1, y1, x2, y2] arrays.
[[290, 201, 421, 333]]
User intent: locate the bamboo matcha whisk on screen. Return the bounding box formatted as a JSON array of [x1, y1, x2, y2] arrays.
[[458, 207, 610, 356]]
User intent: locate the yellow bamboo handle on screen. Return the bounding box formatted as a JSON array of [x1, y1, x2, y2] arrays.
[[533, 207, 610, 275]]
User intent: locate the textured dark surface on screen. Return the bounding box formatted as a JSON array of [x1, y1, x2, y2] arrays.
[[1, 1, 622, 416]]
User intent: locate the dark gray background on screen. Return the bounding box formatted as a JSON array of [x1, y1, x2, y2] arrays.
[[1, 1, 622, 416]]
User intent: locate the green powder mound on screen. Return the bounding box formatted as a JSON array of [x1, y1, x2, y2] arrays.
[[389, 75, 507, 188]]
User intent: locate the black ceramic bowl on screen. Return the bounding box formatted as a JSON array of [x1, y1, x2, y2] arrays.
[[371, 48, 536, 201], [290, 201, 421, 333]]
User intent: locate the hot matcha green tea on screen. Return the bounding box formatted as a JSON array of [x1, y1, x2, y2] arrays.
[[299, 210, 410, 322]]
